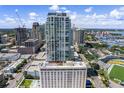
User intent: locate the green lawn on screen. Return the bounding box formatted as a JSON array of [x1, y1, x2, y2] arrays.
[[109, 65, 124, 82], [21, 79, 32, 88]]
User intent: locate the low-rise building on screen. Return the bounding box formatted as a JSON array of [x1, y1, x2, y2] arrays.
[[18, 39, 41, 54], [0, 34, 8, 44], [3, 59, 24, 75], [20, 54, 32, 60], [1, 48, 9, 53], [0, 53, 20, 61], [8, 49, 18, 53], [25, 61, 42, 78]]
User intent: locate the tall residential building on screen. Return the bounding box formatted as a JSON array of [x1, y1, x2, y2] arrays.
[[73, 29, 85, 45], [15, 27, 28, 46], [32, 22, 40, 39], [32, 22, 45, 45], [46, 13, 71, 62], [39, 24, 45, 44], [39, 61, 87, 88]]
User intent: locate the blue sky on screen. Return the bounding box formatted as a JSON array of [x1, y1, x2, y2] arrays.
[[0, 5, 124, 29]]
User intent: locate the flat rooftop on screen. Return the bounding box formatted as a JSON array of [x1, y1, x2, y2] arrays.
[[40, 61, 87, 69], [19, 46, 26, 48], [21, 54, 32, 59], [8, 49, 18, 53], [35, 52, 46, 60], [0, 53, 20, 58], [27, 65, 39, 71], [25, 39, 38, 42], [4, 59, 24, 70], [31, 61, 43, 66], [26, 61, 43, 71], [48, 12, 67, 16], [11, 46, 19, 49]]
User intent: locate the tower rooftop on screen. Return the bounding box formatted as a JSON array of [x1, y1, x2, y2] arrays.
[[40, 60, 87, 69], [48, 12, 67, 16]]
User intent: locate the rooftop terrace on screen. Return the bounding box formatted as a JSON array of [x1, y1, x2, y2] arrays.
[[40, 61, 87, 69]]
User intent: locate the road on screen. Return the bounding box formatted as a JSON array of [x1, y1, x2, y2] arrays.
[[7, 73, 23, 88], [79, 54, 106, 88], [109, 80, 124, 88], [22, 60, 32, 72], [91, 76, 106, 88]]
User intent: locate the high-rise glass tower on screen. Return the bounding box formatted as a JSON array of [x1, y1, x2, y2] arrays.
[[45, 13, 71, 62], [40, 12, 87, 88]]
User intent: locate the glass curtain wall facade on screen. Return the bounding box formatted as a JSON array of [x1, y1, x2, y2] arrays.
[[45, 13, 71, 62]]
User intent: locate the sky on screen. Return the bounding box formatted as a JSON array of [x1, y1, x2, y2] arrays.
[[0, 5, 124, 29]]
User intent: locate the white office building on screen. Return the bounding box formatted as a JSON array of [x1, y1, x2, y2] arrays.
[[39, 61, 87, 88], [45, 13, 71, 62]]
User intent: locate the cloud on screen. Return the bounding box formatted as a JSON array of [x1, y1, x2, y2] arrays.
[[29, 12, 39, 20], [56, 10, 62, 13], [55, 6, 124, 28], [15, 9, 18, 12], [5, 17, 16, 23], [29, 12, 38, 17], [61, 7, 66, 10], [70, 11, 124, 29], [64, 10, 71, 13], [0, 19, 5, 24], [0, 16, 19, 28], [1, 6, 124, 29], [70, 12, 77, 20], [119, 6, 124, 11], [110, 9, 121, 19], [49, 5, 59, 11], [3, 14, 8, 17], [49, 5, 71, 14], [86, 13, 108, 20], [84, 7, 93, 13]]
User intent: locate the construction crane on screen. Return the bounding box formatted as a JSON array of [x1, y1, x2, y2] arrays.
[[15, 9, 25, 28]]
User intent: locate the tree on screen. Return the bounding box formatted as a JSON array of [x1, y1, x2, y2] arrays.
[[0, 79, 8, 88], [99, 69, 104, 75], [85, 35, 92, 41], [111, 45, 120, 51], [90, 63, 100, 70], [87, 68, 98, 77], [25, 74, 34, 79], [79, 45, 87, 54], [23, 59, 27, 64]]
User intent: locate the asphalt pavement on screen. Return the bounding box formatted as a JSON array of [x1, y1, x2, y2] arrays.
[[7, 73, 23, 88], [109, 80, 124, 88], [91, 76, 106, 88]]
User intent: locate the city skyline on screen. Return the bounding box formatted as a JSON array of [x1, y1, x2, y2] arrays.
[[1, 7, 124, 88], [1, 5, 124, 29]]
